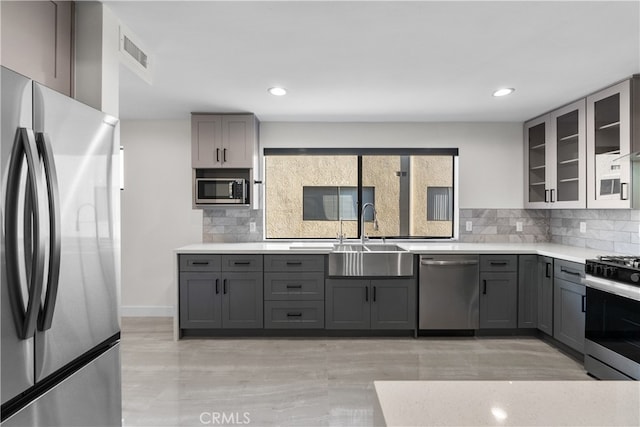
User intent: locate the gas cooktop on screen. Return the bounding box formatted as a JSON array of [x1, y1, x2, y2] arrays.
[[585, 256, 640, 285]]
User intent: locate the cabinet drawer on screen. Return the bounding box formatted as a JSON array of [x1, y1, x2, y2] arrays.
[[264, 255, 325, 272], [264, 272, 325, 301], [264, 301, 325, 329], [179, 254, 221, 272], [480, 255, 517, 272], [221, 254, 263, 272], [554, 259, 585, 283]]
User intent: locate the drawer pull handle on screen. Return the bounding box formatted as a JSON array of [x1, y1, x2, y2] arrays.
[[223, 279, 227, 294], [490, 261, 508, 266], [287, 312, 302, 317], [286, 261, 303, 266], [545, 262, 552, 278], [286, 284, 303, 289], [373, 286, 377, 302], [215, 278, 219, 294], [191, 261, 210, 266], [561, 268, 581, 276], [483, 279, 487, 295], [233, 261, 251, 265], [582, 295, 586, 313]]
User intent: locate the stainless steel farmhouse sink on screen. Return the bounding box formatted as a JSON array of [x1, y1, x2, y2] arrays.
[[328, 243, 414, 276]]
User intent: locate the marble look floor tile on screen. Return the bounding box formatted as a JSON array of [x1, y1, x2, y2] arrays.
[[121, 318, 592, 426]]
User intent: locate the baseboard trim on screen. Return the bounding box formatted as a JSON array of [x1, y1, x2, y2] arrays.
[[121, 306, 175, 317]]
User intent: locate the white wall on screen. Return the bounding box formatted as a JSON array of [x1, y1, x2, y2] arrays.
[[120, 120, 522, 314], [260, 122, 524, 208], [121, 120, 202, 315]]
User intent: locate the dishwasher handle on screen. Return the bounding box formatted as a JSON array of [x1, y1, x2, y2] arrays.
[[420, 259, 478, 266]]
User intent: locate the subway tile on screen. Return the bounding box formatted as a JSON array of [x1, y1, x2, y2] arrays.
[[614, 242, 640, 256], [585, 239, 615, 252]]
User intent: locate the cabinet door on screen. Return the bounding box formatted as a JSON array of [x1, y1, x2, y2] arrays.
[[586, 79, 632, 208], [191, 114, 222, 168], [1, 1, 73, 96], [524, 115, 552, 208], [517, 255, 538, 329], [553, 278, 586, 353], [537, 257, 554, 336], [479, 272, 518, 329], [325, 279, 370, 329], [550, 99, 586, 208], [370, 279, 416, 330], [179, 272, 222, 329], [222, 272, 263, 328], [221, 115, 255, 168]]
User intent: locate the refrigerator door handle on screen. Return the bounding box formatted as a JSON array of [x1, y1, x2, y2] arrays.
[[5, 127, 47, 340], [36, 132, 61, 331]]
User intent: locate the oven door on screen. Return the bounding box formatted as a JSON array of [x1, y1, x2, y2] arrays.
[[585, 286, 640, 378]]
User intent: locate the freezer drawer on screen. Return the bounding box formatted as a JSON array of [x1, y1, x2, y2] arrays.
[[2, 344, 121, 427]]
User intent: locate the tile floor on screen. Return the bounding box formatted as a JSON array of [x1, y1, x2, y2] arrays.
[[121, 318, 590, 427]]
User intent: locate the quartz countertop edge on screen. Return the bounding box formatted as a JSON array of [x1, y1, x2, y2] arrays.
[[174, 242, 609, 264], [373, 380, 640, 427]]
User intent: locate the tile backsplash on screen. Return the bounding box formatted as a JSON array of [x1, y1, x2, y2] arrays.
[[458, 209, 550, 243], [203, 208, 263, 243], [202, 206, 640, 255], [550, 209, 640, 255]]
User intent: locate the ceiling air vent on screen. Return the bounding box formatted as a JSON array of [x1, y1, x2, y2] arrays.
[[119, 23, 152, 84]]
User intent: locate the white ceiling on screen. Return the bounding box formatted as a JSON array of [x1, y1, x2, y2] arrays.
[[106, 1, 640, 122]]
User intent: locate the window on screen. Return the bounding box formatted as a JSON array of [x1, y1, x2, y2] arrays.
[[303, 187, 375, 221], [264, 148, 457, 239]]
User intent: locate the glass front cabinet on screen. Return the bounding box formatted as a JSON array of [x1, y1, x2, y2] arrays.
[[524, 99, 586, 209], [586, 79, 633, 209]]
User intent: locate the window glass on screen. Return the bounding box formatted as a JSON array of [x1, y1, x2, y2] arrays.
[[265, 150, 456, 239]]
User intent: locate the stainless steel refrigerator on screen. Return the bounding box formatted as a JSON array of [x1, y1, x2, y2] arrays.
[[1, 66, 122, 426]]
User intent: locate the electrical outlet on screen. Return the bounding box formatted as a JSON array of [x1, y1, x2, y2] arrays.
[[580, 222, 587, 233], [249, 221, 256, 232], [516, 221, 523, 232], [465, 221, 473, 232]]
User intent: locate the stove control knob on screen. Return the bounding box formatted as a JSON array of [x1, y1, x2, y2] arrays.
[[595, 265, 604, 276], [605, 267, 617, 279], [631, 273, 640, 283], [585, 264, 594, 274]]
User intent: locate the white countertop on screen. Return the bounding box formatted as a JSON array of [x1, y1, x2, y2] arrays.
[[373, 380, 640, 427], [175, 242, 606, 264]]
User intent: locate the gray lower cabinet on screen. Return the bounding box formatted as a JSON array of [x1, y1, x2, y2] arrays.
[[179, 272, 222, 329], [517, 255, 538, 329], [537, 257, 554, 335], [179, 254, 263, 330], [325, 278, 416, 330], [479, 255, 518, 329], [223, 272, 263, 329], [263, 255, 325, 329], [553, 260, 585, 353]]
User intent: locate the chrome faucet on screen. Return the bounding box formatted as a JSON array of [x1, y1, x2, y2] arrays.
[[361, 203, 379, 243]]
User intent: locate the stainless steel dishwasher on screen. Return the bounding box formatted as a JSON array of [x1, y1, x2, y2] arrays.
[[419, 254, 479, 330]]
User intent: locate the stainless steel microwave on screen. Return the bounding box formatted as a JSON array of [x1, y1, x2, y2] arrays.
[[195, 178, 247, 204]]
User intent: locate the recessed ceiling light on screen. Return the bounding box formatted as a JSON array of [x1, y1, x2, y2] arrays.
[[268, 87, 287, 96], [493, 88, 515, 97]]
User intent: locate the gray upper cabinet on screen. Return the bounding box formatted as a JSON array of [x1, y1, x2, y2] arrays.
[[517, 255, 538, 329], [537, 256, 554, 336], [1, 1, 73, 97], [586, 77, 639, 209], [524, 99, 586, 209], [479, 255, 518, 329], [553, 260, 585, 353], [191, 114, 258, 169]]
